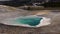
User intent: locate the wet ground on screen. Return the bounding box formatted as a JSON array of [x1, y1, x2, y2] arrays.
[[0, 5, 60, 34]]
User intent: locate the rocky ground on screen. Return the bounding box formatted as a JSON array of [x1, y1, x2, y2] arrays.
[[0, 5, 60, 34]]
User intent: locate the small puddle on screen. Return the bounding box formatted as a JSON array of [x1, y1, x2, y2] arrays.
[[14, 17, 43, 26]]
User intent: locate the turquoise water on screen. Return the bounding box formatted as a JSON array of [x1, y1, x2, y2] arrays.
[[15, 17, 43, 26]]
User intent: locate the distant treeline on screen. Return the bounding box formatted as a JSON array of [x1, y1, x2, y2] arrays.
[[0, 0, 45, 7], [42, 2, 60, 7], [0, 0, 60, 7]]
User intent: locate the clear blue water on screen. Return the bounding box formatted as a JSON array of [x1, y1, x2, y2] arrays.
[[15, 17, 43, 26]]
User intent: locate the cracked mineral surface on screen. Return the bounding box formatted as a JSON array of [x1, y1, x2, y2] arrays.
[[0, 5, 60, 34]]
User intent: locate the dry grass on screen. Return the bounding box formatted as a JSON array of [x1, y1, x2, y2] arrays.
[[18, 6, 60, 10]]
